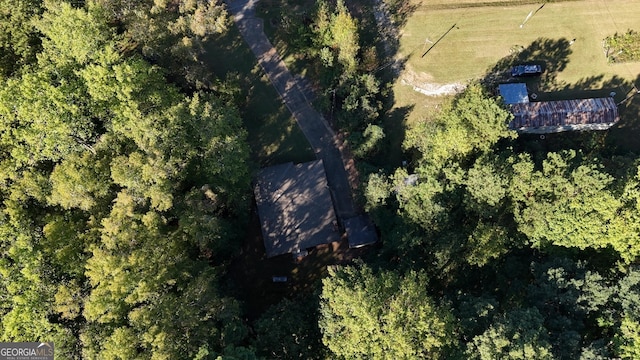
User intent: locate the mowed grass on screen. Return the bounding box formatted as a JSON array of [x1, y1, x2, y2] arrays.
[[203, 26, 315, 166], [401, 0, 640, 83], [393, 0, 640, 124]]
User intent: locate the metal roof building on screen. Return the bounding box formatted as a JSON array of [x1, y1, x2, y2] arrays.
[[508, 97, 619, 133], [344, 215, 378, 249]]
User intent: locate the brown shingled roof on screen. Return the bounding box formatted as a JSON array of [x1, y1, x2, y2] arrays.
[[254, 160, 341, 258]]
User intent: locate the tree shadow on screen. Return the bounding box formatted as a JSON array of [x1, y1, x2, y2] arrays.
[[364, 0, 418, 170], [201, 27, 316, 166], [605, 75, 640, 155], [375, 0, 420, 64], [510, 74, 640, 161], [482, 37, 640, 160], [373, 0, 418, 81], [375, 104, 413, 169], [482, 37, 572, 92], [384, 0, 420, 29]]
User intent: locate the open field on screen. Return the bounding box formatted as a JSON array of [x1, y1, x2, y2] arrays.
[[393, 0, 640, 124], [399, 0, 640, 83]]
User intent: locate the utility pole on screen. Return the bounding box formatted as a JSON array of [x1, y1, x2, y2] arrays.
[[616, 85, 640, 106], [520, 2, 546, 28]]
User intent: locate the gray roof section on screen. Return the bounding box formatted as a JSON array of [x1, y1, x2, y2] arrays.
[[344, 215, 378, 249], [254, 160, 340, 258]]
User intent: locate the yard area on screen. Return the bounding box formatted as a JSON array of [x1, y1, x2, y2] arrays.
[[205, 23, 372, 318], [216, 0, 640, 315], [203, 26, 315, 166], [393, 0, 640, 125]]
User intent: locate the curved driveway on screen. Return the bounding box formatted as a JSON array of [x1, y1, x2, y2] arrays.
[[225, 0, 358, 221]]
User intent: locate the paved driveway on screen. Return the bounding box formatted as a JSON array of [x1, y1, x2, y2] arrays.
[[225, 0, 358, 221]]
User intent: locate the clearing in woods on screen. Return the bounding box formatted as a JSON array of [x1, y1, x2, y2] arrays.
[[392, 0, 640, 124]]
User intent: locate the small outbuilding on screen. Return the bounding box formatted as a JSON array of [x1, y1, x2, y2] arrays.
[[254, 160, 341, 258], [499, 83, 530, 104], [344, 215, 378, 249]]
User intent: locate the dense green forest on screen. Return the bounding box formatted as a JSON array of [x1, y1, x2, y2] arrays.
[[0, 1, 252, 358], [2, 0, 640, 359]]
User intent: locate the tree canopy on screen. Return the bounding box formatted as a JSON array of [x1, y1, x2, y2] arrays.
[[320, 263, 454, 359], [0, 1, 251, 358], [3, 0, 640, 359]]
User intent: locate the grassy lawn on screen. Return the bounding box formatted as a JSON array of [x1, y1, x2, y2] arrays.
[[400, 0, 640, 83], [202, 26, 315, 166], [393, 0, 640, 125]]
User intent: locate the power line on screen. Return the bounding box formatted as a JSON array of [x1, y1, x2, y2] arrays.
[[421, 23, 457, 58]]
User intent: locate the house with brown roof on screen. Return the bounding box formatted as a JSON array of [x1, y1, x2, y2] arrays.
[[254, 160, 341, 258], [508, 97, 619, 133]]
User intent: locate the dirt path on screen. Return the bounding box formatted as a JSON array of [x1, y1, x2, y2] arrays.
[[225, 0, 358, 221]]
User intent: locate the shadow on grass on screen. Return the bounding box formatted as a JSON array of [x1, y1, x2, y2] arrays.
[[529, 73, 640, 158], [373, 104, 413, 169], [483, 37, 573, 91], [371, 0, 418, 169], [482, 38, 640, 159], [606, 75, 640, 155], [384, 0, 420, 29]]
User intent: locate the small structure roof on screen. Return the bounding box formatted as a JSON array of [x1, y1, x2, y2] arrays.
[[508, 97, 619, 133], [254, 160, 340, 258], [344, 215, 378, 248], [499, 83, 530, 104]]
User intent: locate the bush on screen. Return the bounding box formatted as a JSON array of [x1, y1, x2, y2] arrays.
[[604, 29, 640, 63]]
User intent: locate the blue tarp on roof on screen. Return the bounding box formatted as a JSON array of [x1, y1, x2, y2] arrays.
[[499, 83, 529, 104]]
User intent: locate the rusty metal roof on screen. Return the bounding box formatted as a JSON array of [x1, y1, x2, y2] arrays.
[[509, 97, 619, 132]]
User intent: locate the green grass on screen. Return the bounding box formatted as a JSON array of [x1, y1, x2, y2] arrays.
[[393, 0, 640, 125], [400, 0, 640, 83], [203, 26, 315, 166]]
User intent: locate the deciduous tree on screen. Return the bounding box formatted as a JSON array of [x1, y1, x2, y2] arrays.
[[0, 0, 42, 77], [320, 263, 455, 359], [254, 297, 327, 359], [467, 308, 554, 360], [510, 151, 640, 262], [404, 84, 515, 168]]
